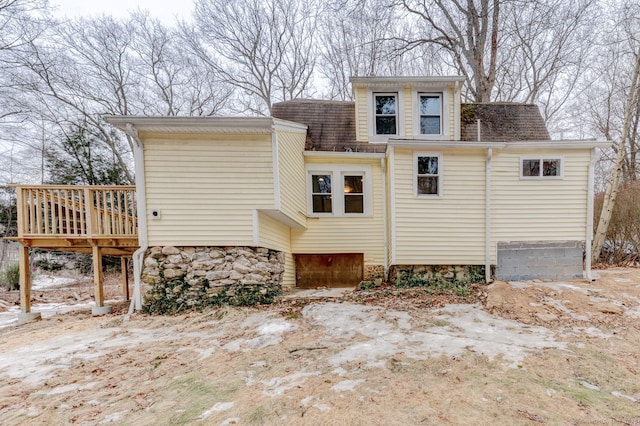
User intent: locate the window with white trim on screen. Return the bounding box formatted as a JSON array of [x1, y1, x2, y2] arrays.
[[374, 93, 398, 135], [307, 165, 371, 216], [311, 174, 332, 213], [418, 94, 442, 135], [414, 152, 442, 197], [521, 157, 563, 179]]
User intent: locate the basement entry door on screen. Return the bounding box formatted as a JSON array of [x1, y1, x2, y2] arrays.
[[294, 253, 364, 288]]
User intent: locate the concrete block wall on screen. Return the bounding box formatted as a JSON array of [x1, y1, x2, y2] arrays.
[[496, 240, 584, 281]]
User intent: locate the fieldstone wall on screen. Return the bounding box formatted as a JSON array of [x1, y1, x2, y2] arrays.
[[388, 264, 488, 285], [364, 264, 386, 281], [142, 246, 285, 287]]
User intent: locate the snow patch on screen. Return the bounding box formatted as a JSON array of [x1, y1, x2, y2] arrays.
[[196, 402, 235, 419], [261, 371, 320, 397], [304, 302, 567, 369], [331, 379, 364, 392], [32, 274, 84, 290]]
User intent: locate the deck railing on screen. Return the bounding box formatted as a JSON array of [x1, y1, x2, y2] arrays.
[[16, 185, 138, 239]]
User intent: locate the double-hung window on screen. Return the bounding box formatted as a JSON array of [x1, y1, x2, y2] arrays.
[[308, 165, 371, 216], [413, 90, 447, 139], [374, 93, 398, 135], [521, 157, 563, 179], [414, 152, 442, 197], [311, 174, 332, 213], [418, 94, 442, 135]]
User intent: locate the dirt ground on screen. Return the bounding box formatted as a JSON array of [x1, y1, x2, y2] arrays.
[[0, 268, 639, 425]]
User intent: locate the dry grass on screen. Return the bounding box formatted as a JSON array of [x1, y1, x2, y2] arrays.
[[0, 269, 639, 425]]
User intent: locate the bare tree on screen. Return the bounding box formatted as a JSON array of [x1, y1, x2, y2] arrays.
[[187, 0, 318, 114], [397, 0, 596, 113], [7, 12, 235, 185], [591, 0, 640, 261], [592, 51, 640, 261], [397, 0, 501, 102], [317, 0, 404, 100], [129, 12, 233, 116]]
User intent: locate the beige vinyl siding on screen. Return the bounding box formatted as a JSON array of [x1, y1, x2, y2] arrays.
[[276, 130, 306, 226], [491, 150, 590, 252], [385, 155, 393, 267], [282, 253, 295, 288], [354, 87, 368, 141], [392, 147, 486, 265], [258, 211, 291, 251], [291, 157, 385, 266], [403, 86, 413, 139], [257, 211, 295, 287], [448, 85, 456, 140], [142, 133, 274, 246]]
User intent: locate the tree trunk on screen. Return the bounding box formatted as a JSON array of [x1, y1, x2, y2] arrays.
[[592, 51, 640, 263]]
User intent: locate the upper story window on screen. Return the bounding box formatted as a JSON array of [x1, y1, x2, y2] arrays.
[[308, 165, 372, 216], [374, 93, 398, 135], [521, 157, 563, 179], [418, 94, 442, 135], [414, 152, 442, 197], [311, 174, 332, 213]]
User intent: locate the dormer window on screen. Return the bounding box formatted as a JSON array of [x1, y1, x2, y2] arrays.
[[374, 93, 397, 135], [418, 94, 441, 135]]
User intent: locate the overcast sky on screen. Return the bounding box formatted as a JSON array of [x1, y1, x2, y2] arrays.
[[50, 0, 192, 24]]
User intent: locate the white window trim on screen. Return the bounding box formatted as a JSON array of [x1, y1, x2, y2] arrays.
[[414, 151, 443, 198], [412, 88, 449, 140], [520, 156, 564, 180], [368, 89, 405, 142], [307, 164, 373, 217]]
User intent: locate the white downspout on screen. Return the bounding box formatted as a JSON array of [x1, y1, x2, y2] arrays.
[[585, 147, 597, 281], [480, 119, 492, 283], [485, 147, 492, 283], [381, 156, 388, 277], [125, 123, 148, 313]]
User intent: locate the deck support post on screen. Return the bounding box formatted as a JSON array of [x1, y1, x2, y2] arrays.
[[92, 246, 112, 316], [121, 257, 130, 301], [18, 245, 41, 323]]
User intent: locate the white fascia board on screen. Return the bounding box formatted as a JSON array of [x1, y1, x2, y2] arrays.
[[502, 140, 612, 150], [272, 118, 308, 133], [350, 76, 466, 87], [388, 139, 506, 149], [258, 209, 307, 229], [303, 151, 386, 160], [388, 139, 612, 150], [104, 115, 276, 134]]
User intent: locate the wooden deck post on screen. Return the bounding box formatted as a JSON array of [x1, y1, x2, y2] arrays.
[[17, 244, 41, 323], [121, 257, 130, 301], [19, 245, 31, 313], [93, 245, 104, 307]]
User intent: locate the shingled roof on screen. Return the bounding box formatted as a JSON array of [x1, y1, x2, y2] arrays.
[[271, 99, 551, 151], [460, 103, 550, 141], [271, 99, 383, 153]]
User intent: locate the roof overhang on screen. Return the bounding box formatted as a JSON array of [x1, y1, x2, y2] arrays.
[[500, 140, 612, 150], [388, 139, 612, 150], [388, 140, 506, 149], [104, 115, 307, 135], [350, 76, 466, 88], [304, 151, 386, 159]]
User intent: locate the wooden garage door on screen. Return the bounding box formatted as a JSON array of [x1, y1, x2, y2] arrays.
[[294, 253, 364, 288]]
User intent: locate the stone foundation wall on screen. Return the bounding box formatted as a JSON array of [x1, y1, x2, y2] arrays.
[[364, 264, 386, 281], [142, 246, 285, 287], [388, 265, 488, 285]]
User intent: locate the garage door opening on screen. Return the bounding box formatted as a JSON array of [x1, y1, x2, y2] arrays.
[[294, 253, 364, 288]]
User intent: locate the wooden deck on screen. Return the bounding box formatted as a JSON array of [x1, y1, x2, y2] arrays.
[[7, 185, 139, 315]]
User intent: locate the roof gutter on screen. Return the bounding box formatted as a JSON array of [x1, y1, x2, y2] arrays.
[[124, 123, 147, 314]]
